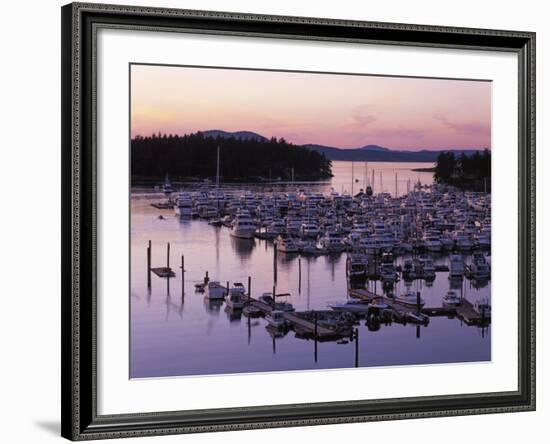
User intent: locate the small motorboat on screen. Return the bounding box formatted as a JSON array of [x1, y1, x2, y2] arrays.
[[265, 310, 287, 329], [204, 281, 227, 300], [395, 291, 425, 308], [242, 305, 262, 318], [329, 301, 371, 314], [443, 290, 461, 306], [473, 299, 491, 317], [226, 284, 247, 310], [405, 311, 430, 324]]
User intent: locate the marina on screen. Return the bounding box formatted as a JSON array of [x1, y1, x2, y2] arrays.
[[130, 161, 491, 378]]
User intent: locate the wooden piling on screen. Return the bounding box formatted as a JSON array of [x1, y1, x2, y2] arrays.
[[354, 328, 359, 368], [247, 276, 251, 301], [166, 242, 170, 269], [181, 254, 189, 302], [298, 256, 302, 294], [416, 291, 421, 311], [273, 241, 278, 283], [314, 312, 318, 338], [147, 240, 151, 288], [314, 312, 318, 363]]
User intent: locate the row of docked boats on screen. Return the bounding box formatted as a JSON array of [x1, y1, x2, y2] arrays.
[[157, 182, 491, 256], [194, 280, 296, 328]]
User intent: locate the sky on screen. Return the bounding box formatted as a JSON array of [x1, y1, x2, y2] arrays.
[[130, 64, 491, 151]]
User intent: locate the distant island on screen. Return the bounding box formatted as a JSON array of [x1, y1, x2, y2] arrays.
[[199, 129, 489, 163], [131, 131, 332, 182]]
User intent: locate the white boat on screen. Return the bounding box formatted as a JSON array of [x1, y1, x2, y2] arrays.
[[265, 310, 287, 329], [201, 204, 220, 219], [174, 192, 193, 217], [298, 240, 325, 255], [329, 301, 373, 313], [346, 252, 368, 279], [351, 222, 369, 236], [423, 232, 442, 252], [266, 219, 286, 236], [402, 258, 417, 280], [226, 283, 247, 310], [230, 211, 256, 239], [405, 311, 430, 324], [243, 305, 262, 317], [205, 281, 227, 300], [473, 299, 491, 317], [362, 237, 379, 255], [286, 218, 303, 235], [475, 233, 491, 249], [449, 254, 465, 278], [422, 258, 436, 279], [443, 290, 461, 305], [379, 263, 398, 282], [440, 235, 454, 251], [470, 252, 491, 279], [276, 235, 299, 253], [229, 282, 246, 297], [455, 233, 474, 250], [300, 222, 320, 238], [395, 291, 425, 307], [318, 232, 346, 253], [162, 177, 173, 197]]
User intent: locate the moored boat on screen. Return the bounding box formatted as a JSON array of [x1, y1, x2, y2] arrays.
[[395, 291, 425, 308], [205, 281, 227, 300]]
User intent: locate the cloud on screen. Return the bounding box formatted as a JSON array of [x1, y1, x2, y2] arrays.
[[433, 114, 490, 136], [349, 105, 377, 129]]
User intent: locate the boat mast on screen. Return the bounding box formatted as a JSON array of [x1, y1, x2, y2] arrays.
[[371, 169, 375, 193], [351, 161, 354, 196], [395, 172, 398, 197], [216, 145, 220, 188]]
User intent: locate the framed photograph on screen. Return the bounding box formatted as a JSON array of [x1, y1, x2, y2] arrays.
[[61, 2, 535, 440]]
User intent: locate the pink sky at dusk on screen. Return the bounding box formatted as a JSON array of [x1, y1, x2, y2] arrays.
[[131, 64, 491, 151]]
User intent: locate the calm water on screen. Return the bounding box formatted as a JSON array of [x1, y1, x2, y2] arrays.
[[130, 161, 490, 378]]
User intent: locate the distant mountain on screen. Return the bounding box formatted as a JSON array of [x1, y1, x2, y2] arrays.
[[304, 144, 486, 162], [357, 144, 390, 152], [199, 130, 486, 163], [201, 129, 268, 142]]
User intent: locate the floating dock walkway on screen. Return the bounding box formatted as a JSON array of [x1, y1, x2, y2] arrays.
[[248, 300, 345, 339], [349, 288, 489, 325]]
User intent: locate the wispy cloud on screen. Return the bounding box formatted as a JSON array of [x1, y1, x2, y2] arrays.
[[348, 105, 377, 130], [433, 114, 490, 137]]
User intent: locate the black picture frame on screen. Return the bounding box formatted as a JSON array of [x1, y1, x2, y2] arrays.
[[61, 2, 536, 440]]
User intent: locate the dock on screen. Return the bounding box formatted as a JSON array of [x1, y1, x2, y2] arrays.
[[455, 299, 491, 325], [284, 311, 343, 339], [248, 299, 346, 339], [150, 267, 175, 277], [348, 288, 489, 325]]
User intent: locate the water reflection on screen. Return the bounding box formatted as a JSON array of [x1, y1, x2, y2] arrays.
[[229, 235, 256, 258], [130, 162, 491, 378]]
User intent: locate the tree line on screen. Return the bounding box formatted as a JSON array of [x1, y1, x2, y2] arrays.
[[434, 150, 491, 192], [131, 132, 333, 182]]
